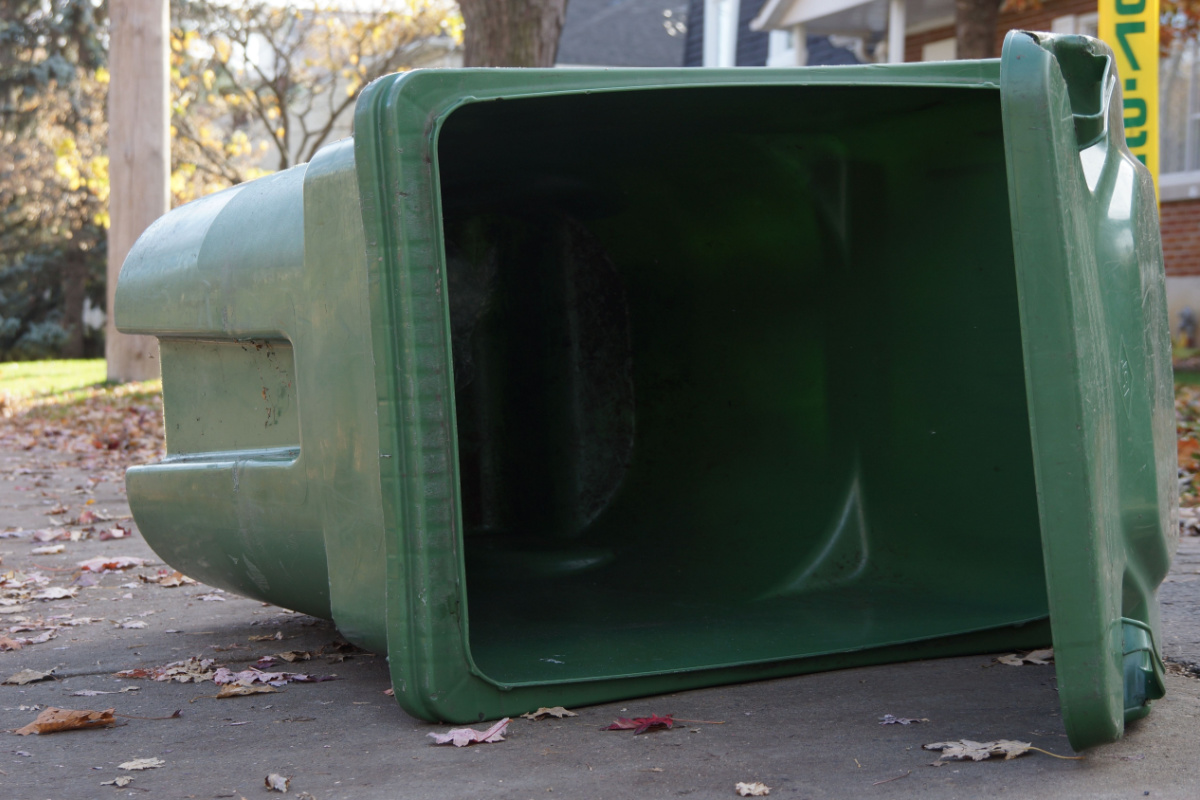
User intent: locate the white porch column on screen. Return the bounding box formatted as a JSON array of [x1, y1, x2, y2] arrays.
[[887, 0, 906, 64], [793, 24, 808, 66]]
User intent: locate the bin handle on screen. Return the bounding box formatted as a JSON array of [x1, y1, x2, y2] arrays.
[[1022, 31, 1115, 151]]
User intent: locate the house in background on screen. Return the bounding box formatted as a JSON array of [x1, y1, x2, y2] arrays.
[[688, 0, 1200, 337], [682, 0, 860, 66], [557, 0, 691, 66]]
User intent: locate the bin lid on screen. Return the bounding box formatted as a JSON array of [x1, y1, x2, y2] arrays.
[[999, 31, 1174, 749]]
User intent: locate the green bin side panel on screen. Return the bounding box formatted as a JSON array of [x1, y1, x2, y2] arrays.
[[119, 169, 332, 618], [1000, 32, 1175, 749], [118, 142, 390, 651]]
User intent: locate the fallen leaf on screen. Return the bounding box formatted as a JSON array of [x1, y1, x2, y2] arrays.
[[31, 586, 77, 600], [265, 773, 290, 792], [196, 593, 226, 602], [139, 570, 195, 587], [383, 688, 394, 696], [521, 706, 577, 721], [427, 717, 511, 747], [0, 635, 24, 651], [30, 544, 65, 555], [115, 656, 216, 683], [3, 668, 55, 685], [879, 714, 929, 725], [249, 632, 283, 642], [119, 620, 148, 630], [77, 556, 148, 574], [32, 529, 69, 543], [216, 684, 279, 698], [603, 714, 674, 734], [995, 648, 1053, 666], [736, 782, 771, 797], [101, 776, 133, 787], [118, 757, 165, 771], [15, 707, 116, 735], [98, 524, 130, 541], [275, 650, 311, 663], [923, 739, 1033, 762], [212, 666, 333, 687]]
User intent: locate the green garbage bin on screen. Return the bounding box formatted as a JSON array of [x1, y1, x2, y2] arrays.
[[116, 31, 1175, 749]]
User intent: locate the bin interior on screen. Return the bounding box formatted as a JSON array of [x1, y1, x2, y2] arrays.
[[435, 84, 1050, 686]]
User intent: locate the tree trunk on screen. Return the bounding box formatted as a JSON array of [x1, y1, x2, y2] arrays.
[[955, 0, 1000, 60], [107, 0, 167, 380], [60, 254, 87, 359], [459, 0, 570, 67]]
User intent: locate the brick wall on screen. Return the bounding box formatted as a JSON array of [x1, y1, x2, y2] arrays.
[[1162, 199, 1200, 276], [904, 0, 1097, 63]]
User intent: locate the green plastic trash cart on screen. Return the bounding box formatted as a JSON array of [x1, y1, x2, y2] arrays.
[[116, 31, 1176, 749]]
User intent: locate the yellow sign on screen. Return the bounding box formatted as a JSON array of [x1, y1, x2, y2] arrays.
[[1098, 0, 1159, 188]]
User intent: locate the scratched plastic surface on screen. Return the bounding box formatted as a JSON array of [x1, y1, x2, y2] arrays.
[[115, 32, 1174, 749]]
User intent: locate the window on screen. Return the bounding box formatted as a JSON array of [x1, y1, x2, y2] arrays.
[[767, 27, 800, 66], [921, 38, 956, 62]]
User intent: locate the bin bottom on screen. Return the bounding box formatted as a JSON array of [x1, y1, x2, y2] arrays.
[[466, 569, 1050, 686]]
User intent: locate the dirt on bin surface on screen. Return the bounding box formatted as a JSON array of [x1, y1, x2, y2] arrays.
[[2, 395, 1200, 799]]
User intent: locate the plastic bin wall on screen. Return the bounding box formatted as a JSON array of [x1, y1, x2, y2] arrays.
[[116, 32, 1176, 749]]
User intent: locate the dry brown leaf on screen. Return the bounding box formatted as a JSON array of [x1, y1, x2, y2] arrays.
[[115, 656, 216, 683], [924, 739, 1032, 762], [521, 706, 577, 721], [77, 556, 148, 574], [996, 648, 1054, 666], [31, 586, 77, 600], [427, 717, 511, 747], [216, 683, 279, 698], [249, 632, 283, 642], [736, 782, 771, 797], [118, 757, 164, 770], [0, 635, 24, 651], [879, 714, 929, 725], [15, 707, 116, 735], [3, 668, 54, 685], [101, 776, 133, 787], [30, 544, 65, 555], [266, 773, 290, 792], [139, 570, 196, 587]]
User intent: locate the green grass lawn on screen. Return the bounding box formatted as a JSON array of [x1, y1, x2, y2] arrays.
[[0, 359, 108, 400]]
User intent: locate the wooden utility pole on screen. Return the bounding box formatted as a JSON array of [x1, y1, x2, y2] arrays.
[[106, 0, 168, 381]]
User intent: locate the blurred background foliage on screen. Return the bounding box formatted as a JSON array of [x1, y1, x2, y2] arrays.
[[1, 0, 461, 361]]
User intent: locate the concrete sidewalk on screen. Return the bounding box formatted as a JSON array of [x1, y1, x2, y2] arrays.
[[2, 447, 1198, 800]]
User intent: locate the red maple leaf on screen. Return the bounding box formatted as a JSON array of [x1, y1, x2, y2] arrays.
[[603, 714, 674, 735]]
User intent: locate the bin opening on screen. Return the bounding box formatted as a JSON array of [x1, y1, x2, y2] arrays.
[[436, 84, 1051, 686]]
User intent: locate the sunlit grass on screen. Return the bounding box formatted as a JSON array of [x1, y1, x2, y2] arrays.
[[0, 359, 107, 399], [0, 359, 161, 420]]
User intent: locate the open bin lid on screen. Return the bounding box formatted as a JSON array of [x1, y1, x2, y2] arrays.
[[999, 31, 1175, 748]]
